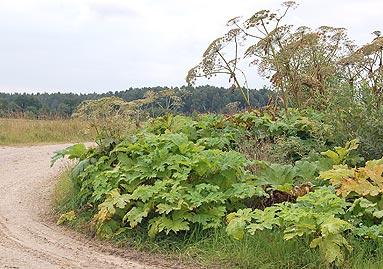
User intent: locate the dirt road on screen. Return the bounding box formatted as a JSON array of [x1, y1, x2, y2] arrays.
[[0, 144, 161, 269]]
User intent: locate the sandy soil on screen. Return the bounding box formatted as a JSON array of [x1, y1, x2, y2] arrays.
[[0, 144, 173, 269]]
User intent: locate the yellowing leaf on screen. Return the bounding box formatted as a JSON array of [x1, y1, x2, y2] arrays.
[[57, 211, 77, 225], [320, 160, 383, 197], [319, 165, 354, 185]]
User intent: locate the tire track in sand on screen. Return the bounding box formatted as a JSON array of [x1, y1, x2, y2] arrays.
[[0, 144, 160, 269]]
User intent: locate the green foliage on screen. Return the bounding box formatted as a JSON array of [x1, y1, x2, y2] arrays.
[[321, 139, 361, 165], [225, 145, 383, 266], [92, 134, 259, 237], [145, 114, 244, 151], [54, 109, 383, 268], [254, 157, 328, 191], [324, 85, 383, 161], [51, 143, 87, 165], [232, 109, 335, 165], [230, 109, 331, 141], [254, 161, 296, 191], [227, 187, 353, 266], [57, 114, 271, 239]]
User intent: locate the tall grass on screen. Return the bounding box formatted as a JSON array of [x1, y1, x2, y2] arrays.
[[113, 226, 383, 269], [0, 118, 94, 145]]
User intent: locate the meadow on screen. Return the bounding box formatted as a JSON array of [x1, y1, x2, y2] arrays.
[[0, 118, 94, 145]]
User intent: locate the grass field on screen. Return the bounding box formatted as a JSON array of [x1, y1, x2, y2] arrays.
[[0, 118, 94, 145]]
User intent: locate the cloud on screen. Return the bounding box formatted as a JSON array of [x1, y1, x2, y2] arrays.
[[0, 0, 381, 93], [87, 2, 138, 20]]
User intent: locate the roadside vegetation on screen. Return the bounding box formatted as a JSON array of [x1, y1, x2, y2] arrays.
[[54, 170, 383, 269], [54, 112, 383, 269], [50, 1, 383, 268], [0, 118, 94, 145]]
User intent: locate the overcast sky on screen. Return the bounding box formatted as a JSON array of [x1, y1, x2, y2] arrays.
[[0, 0, 382, 93]]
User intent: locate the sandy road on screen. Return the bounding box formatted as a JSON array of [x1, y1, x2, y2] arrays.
[[0, 144, 161, 269]]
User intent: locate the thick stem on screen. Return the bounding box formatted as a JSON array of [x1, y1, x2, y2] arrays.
[[216, 51, 251, 106]]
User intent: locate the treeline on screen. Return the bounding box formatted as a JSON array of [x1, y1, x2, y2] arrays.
[[0, 86, 270, 118]]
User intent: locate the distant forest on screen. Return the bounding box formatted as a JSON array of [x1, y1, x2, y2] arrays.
[[0, 86, 270, 118]]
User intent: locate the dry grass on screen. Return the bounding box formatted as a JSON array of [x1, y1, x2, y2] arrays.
[[0, 118, 94, 145]]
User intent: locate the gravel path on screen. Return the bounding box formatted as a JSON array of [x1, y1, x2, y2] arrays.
[[0, 144, 161, 269]]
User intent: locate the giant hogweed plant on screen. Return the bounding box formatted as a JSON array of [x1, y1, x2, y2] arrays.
[[53, 115, 266, 238], [226, 140, 383, 266], [187, 1, 356, 110], [226, 187, 353, 266], [72, 90, 184, 144], [53, 112, 322, 237], [92, 132, 267, 238], [53, 111, 383, 267]]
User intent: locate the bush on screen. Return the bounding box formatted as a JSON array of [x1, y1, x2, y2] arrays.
[[55, 114, 267, 239], [324, 85, 383, 160]]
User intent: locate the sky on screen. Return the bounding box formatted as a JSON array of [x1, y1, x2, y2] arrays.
[[0, 0, 382, 94]]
